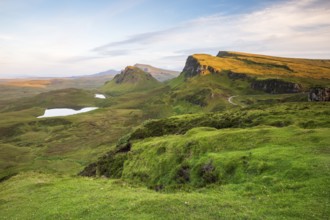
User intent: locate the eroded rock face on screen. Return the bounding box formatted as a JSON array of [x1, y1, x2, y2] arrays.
[[227, 71, 249, 80], [182, 56, 220, 77], [251, 79, 302, 94], [308, 88, 330, 101]]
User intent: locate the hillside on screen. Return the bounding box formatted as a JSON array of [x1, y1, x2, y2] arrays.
[[0, 73, 115, 101], [0, 88, 98, 113], [158, 51, 330, 113], [1, 102, 329, 219], [134, 64, 180, 82], [101, 66, 162, 95], [0, 51, 329, 219], [184, 51, 330, 80]]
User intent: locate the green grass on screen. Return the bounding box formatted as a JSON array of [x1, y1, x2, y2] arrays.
[[123, 126, 329, 188], [0, 170, 328, 219], [0, 107, 147, 179], [0, 57, 329, 219], [101, 66, 162, 95], [1, 88, 98, 113]]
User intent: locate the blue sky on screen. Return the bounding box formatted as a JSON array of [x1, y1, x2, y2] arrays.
[[0, 0, 329, 78]]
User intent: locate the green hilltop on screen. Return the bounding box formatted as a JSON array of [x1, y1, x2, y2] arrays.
[[101, 66, 162, 95]]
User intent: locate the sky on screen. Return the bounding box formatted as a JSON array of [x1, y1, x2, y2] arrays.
[[0, 0, 329, 78]]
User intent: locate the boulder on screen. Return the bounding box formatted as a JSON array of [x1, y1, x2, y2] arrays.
[[308, 88, 330, 101]]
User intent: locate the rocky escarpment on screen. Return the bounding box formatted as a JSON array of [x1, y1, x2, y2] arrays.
[[182, 56, 221, 77], [217, 51, 233, 57], [251, 79, 302, 94], [308, 88, 330, 101], [226, 70, 250, 80]]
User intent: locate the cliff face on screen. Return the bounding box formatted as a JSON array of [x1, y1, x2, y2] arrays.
[[251, 79, 302, 94], [308, 88, 330, 101], [182, 56, 220, 78]]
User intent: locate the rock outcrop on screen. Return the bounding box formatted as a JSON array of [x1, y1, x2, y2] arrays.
[[251, 79, 302, 94], [182, 56, 221, 77], [226, 71, 249, 80], [308, 88, 330, 101], [113, 66, 156, 84]]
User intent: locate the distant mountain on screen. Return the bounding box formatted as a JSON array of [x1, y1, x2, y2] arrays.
[[101, 66, 162, 95], [134, 64, 179, 82], [71, 69, 119, 78]]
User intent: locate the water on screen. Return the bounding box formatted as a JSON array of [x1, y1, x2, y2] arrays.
[[37, 107, 98, 118], [95, 94, 106, 99]]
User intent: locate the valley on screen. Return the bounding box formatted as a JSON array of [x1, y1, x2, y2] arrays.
[[0, 51, 329, 219]]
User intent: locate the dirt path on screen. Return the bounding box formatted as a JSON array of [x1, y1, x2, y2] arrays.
[[228, 96, 238, 105]]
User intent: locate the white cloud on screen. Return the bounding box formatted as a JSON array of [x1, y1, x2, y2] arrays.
[[90, 0, 330, 70]]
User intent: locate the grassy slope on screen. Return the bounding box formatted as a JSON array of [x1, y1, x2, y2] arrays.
[[195, 52, 330, 80], [0, 170, 327, 219], [0, 107, 147, 179], [0, 76, 114, 102], [0, 52, 329, 219], [162, 51, 330, 113], [101, 67, 162, 95], [1, 102, 329, 219], [0, 88, 98, 112]]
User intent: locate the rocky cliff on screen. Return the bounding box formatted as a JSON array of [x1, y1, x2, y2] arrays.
[[308, 88, 330, 101], [182, 56, 221, 77], [251, 79, 302, 94]]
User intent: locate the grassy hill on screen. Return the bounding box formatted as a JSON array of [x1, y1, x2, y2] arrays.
[[158, 51, 330, 113], [190, 51, 330, 80], [101, 66, 162, 95], [0, 88, 98, 113], [1, 102, 328, 219], [0, 74, 115, 101], [0, 51, 329, 219]]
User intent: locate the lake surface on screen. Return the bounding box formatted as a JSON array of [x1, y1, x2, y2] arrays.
[[37, 107, 98, 118], [95, 94, 106, 99]]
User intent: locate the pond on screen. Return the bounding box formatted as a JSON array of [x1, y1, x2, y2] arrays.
[[37, 107, 98, 118], [95, 94, 106, 99]]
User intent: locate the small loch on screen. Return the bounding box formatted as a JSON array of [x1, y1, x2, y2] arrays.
[[37, 107, 98, 118], [95, 94, 106, 99]]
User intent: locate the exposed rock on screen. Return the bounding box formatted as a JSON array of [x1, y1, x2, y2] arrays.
[[217, 51, 232, 57], [226, 71, 249, 80], [182, 56, 221, 77], [308, 88, 330, 101], [251, 79, 302, 94]]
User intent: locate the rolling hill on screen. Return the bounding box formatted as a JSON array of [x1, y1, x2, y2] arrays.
[[0, 51, 329, 219], [101, 66, 162, 95]]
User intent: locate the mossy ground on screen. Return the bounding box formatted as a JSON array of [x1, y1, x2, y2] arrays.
[[0, 168, 328, 220]]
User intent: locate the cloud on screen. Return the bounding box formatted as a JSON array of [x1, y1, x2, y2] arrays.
[[2, 0, 329, 77], [90, 0, 330, 69]]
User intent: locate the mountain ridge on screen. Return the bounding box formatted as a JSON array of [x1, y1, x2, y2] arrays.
[[134, 63, 180, 82], [182, 51, 330, 79]]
